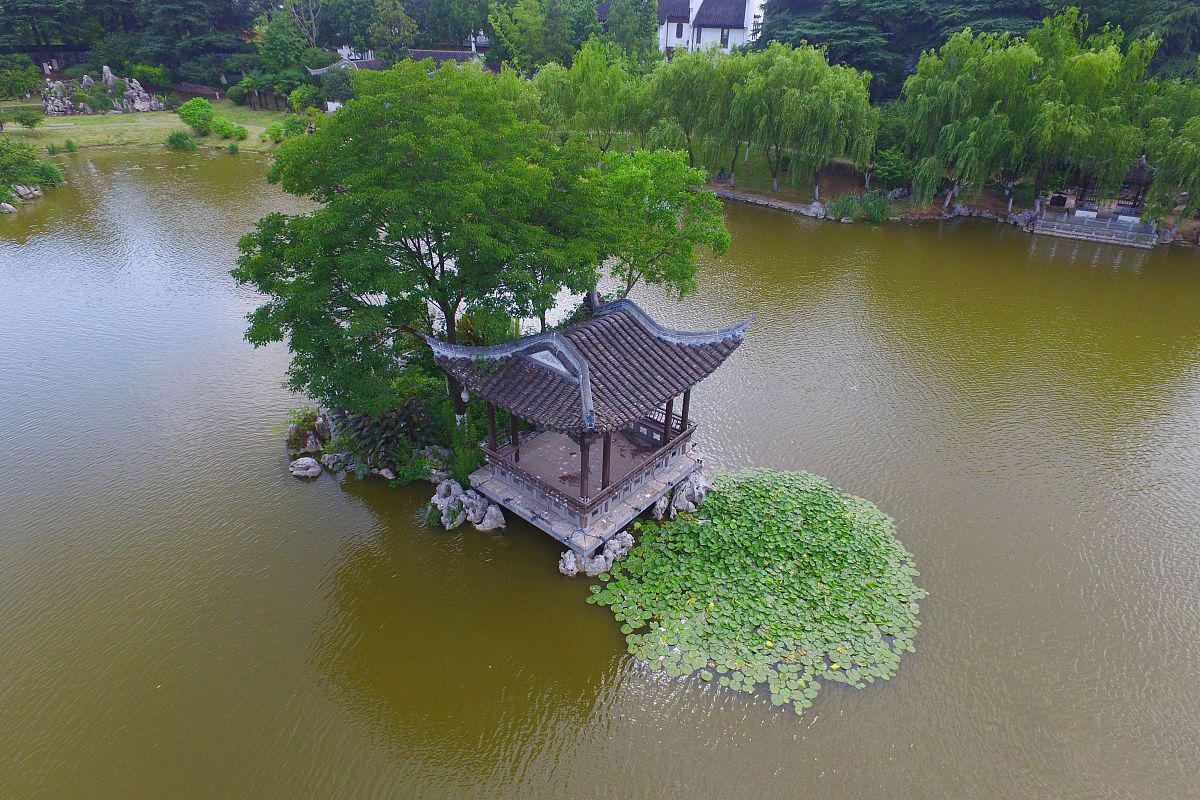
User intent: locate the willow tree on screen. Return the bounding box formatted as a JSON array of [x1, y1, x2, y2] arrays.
[[1145, 115, 1200, 227], [232, 62, 606, 414], [705, 50, 754, 187], [648, 48, 720, 166], [738, 42, 877, 197], [562, 38, 633, 163]]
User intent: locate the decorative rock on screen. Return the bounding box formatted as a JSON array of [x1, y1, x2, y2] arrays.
[[558, 550, 579, 576], [671, 472, 710, 514], [887, 187, 909, 201], [474, 504, 506, 532], [101, 65, 115, 89], [374, 467, 395, 481], [81, 74, 94, 89], [289, 457, 321, 478], [460, 490, 490, 525], [808, 201, 825, 218], [313, 412, 332, 442], [290, 429, 323, 456], [320, 452, 346, 471], [430, 479, 467, 529], [0, 203, 15, 214], [651, 494, 673, 521], [560, 530, 636, 577], [952, 203, 969, 217], [839, 216, 853, 223]]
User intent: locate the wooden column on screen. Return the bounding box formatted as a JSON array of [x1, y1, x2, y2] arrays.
[[663, 396, 675, 443], [510, 414, 520, 462], [680, 389, 691, 432], [485, 402, 498, 450], [579, 434, 591, 500], [601, 432, 612, 489]]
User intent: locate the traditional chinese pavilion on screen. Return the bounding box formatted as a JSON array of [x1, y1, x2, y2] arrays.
[[427, 298, 752, 558]]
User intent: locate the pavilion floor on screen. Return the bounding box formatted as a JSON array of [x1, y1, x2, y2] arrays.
[[514, 429, 657, 501]]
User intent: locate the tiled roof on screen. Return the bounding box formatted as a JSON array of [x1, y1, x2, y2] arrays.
[[428, 300, 752, 434], [692, 0, 747, 28]]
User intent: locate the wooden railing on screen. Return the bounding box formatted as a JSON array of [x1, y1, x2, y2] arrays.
[[478, 419, 696, 527]]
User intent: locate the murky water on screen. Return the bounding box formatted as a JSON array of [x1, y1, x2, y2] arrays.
[[3, 149, 1199, 798]]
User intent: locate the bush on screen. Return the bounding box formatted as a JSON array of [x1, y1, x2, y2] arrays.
[[287, 84, 321, 111], [281, 115, 307, 138], [259, 122, 285, 143], [128, 64, 170, 89], [233, 125, 248, 141], [11, 109, 43, 130], [227, 143, 239, 155], [72, 90, 113, 112], [46, 144, 61, 156], [226, 84, 248, 105], [165, 130, 198, 151], [211, 115, 236, 139], [177, 97, 215, 135], [871, 147, 913, 190], [827, 195, 857, 219], [857, 190, 890, 222], [0, 137, 64, 190], [63, 139, 77, 153]]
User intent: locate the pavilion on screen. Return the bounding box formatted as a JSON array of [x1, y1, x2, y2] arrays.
[[426, 298, 752, 558]]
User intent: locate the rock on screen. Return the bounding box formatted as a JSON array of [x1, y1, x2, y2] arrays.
[[887, 187, 909, 201], [435, 479, 463, 499], [1007, 209, 1036, 227], [289, 429, 323, 456], [320, 452, 346, 471], [289, 457, 321, 478], [0, 203, 15, 214], [651, 494, 673, 521], [430, 479, 467, 529], [839, 216, 853, 223], [374, 467, 395, 481], [952, 203, 969, 217], [101, 65, 115, 89], [313, 412, 332, 442], [977, 210, 997, 221], [808, 201, 825, 218], [13, 185, 40, 199], [558, 550, 579, 576], [671, 472, 710, 514], [81, 74, 93, 89], [460, 490, 490, 525], [474, 504, 506, 532]]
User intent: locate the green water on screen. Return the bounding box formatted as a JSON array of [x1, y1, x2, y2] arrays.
[[2, 148, 1199, 798]]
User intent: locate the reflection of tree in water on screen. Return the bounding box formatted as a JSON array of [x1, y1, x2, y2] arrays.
[[313, 476, 624, 780]]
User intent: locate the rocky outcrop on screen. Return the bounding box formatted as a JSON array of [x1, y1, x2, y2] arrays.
[[671, 472, 710, 514], [0, 203, 15, 214], [430, 481, 505, 532], [558, 531, 636, 577], [41, 68, 165, 116], [289, 457, 321, 478]]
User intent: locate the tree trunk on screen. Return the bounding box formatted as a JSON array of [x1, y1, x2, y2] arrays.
[[812, 171, 821, 202], [864, 170, 872, 189], [772, 172, 779, 193], [539, 310, 547, 332], [942, 183, 958, 209], [442, 311, 467, 415], [727, 144, 739, 187]]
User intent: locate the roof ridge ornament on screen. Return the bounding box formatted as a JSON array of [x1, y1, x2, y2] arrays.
[[593, 298, 755, 345]]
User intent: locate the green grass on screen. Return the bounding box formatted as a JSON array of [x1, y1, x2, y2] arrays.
[[2, 99, 290, 154]]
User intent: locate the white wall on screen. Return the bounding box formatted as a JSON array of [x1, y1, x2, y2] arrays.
[[658, 21, 693, 52]]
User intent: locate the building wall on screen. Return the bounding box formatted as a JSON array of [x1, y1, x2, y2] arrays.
[[658, 20, 693, 52]]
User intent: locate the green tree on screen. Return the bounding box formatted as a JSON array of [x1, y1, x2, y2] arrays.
[[368, 0, 419, 63], [564, 38, 632, 162], [232, 62, 608, 414], [602, 0, 657, 61], [258, 13, 309, 72], [0, 137, 64, 202], [0, 54, 42, 100], [11, 109, 45, 130], [706, 49, 754, 186], [648, 48, 719, 167], [1145, 115, 1200, 226], [600, 149, 730, 298], [738, 42, 877, 197]]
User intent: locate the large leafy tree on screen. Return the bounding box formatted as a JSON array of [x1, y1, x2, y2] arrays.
[[0, 55, 43, 99], [600, 149, 730, 298], [232, 63, 607, 414], [488, 0, 599, 72], [602, 0, 658, 62], [648, 48, 720, 167]]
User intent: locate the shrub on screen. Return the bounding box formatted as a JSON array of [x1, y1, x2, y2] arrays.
[[227, 143, 239, 155], [827, 195, 857, 219], [128, 64, 170, 89], [11, 109, 43, 130], [857, 190, 890, 222], [259, 122, 285, 143], [165, 130, 198, 151], [63, 139, 77, 153], [46, 144, 61, 155], [211, 115, 236, 139], [281, 115, 307, 138], [0, 138, 64, 190], [72, 90, 113, 112], [233, 126, 248, 141], [287, 84, 321, 112], [871, 147, 913, 190], [177, 97, 214, 135], [226, 84, 248, 105]]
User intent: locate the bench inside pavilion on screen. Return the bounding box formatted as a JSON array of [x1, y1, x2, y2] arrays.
[[427, 298, 752, 559]]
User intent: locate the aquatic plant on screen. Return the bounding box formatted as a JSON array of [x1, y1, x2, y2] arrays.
[[588, 469, 925, 713]]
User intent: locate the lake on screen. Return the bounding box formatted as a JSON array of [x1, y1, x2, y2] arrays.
[[2, 148, 1198, 798]]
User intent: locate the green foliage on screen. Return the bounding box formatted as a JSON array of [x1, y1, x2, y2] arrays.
[[165, 130, 198, 151], [282, 115, 308, 138], [601, 0, 658, 62], [211, 115, 237, 139], [871, 147, 914, 189], [288, 84, 322, 112], [857, 189, 890, 221], [488, 0, 600, 73], [368, 0, 419, 64], [10, 109, 44, 131], [258, 14, 308, 73], [129, 64, 171, 89], [588, 469, 926, 713], [228, 143, 240, 155], [0, 138, 64, 195], [233, 125, 249, 141], [260, 122, 286, 143], [601, 148, 731, 298], [177, 97, 215, 135], [288, 406, 320, 430], [72, 90, 115, 112], [0, 54, 42, 100], [64, 139, 78, 153], [227, 84, 249, 105], [827, 194, 858, 219], [321, 68, 354, 102], [46, 144, 62, 156]]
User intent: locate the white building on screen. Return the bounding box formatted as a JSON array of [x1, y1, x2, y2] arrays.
[[652, 0, 765, 54]]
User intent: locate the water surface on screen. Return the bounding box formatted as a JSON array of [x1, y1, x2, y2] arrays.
[[2, 149, 1198, 798]]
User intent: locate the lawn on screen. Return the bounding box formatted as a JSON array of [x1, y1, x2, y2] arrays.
[[2, 99, 291, 154]]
